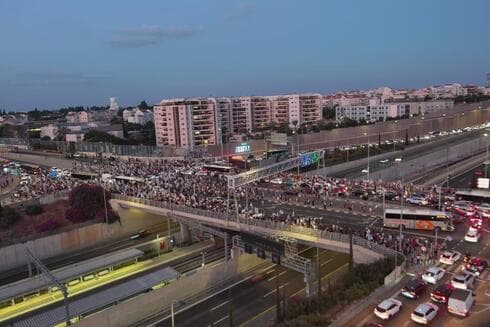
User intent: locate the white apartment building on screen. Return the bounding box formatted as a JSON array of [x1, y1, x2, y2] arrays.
[[123, 108, 154, 125], [336, 99, 455, 123], [40, 124, 59, 140]]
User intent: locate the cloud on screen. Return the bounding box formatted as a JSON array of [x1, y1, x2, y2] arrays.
[[108, 24, 205, 48], [224, 2, 254, 23]]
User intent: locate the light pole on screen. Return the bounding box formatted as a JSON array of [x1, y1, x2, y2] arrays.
[[171, 300, 186, 327], [201, 251, 205, 268], [395, 157, 403, 231], [364, 132, 370, 182], [484, 133, 489, 178]]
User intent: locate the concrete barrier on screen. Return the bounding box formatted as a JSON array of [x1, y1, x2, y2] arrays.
[[75, 253, 264, 327], [0, 201, 170, 272]]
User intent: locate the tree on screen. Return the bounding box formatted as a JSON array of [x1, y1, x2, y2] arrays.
[[66, 184, 118, 224], [322, 106, 336, 120], [405, 129, 409, 145], [378, 132, 381, 147], [139, 100, 149, 110], [0, 207, 21, 228]]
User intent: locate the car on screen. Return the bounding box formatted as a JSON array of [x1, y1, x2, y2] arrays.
[[451, 272, 475, 290], [422, 266, 445, 285], [130, 229, 149, 240], [406, 196, 428, 206], [464, 228, 481, 243], [431, 283, 455, 303], [448, 289, 476, 317], [453, 201, 473, 211], [463, 257, 488, 276], [411, 303, 439, 325], [383, 191, 399, 201], [401, 279, 427, 299], [270, 178, 283, 185], [373, 298, 402, 320], [439, 250, 461, 265]]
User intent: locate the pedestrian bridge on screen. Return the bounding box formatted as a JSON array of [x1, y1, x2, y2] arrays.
[[111, 194, 397, 265]]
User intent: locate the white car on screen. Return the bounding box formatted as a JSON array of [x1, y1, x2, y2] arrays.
[[464, 228, 481, 243], [373, 298, 402, 320], [439, 250, 461, 265], [453, 201, 472, 210], [406, 196, 428, 205], [422, 266, 446, 285], [451, 273, 475, 290], [411, 303, 439, 325], [270, 178, 283, 185]]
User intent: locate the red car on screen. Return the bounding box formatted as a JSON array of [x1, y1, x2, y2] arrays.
[[464, 257, 489, 276], [430, 283, 455, 303]]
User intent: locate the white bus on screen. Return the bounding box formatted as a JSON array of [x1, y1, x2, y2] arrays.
[[384, 208, 454, 232]]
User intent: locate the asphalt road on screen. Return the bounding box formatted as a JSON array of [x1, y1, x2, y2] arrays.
[[348, 223, 490, 327], [335, 129, 487, 180], [150, 248, 349, 327]]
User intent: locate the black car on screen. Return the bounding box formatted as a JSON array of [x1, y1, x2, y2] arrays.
[[430, 283, 455, 303], [383, 191, 398, 201], [401, 279, 427, 299]]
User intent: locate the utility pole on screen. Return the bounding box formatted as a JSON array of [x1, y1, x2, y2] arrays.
[[276, 267, 281, 322], [317, 245, 321, 313]]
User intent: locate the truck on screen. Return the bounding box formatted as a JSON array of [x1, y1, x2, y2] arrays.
[[448, 288, 475, 317]]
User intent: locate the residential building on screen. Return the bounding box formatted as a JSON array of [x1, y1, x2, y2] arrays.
[[250, 96, 272, 130], [123, 108, 154, 125], [230, 97, 252, 134], [336, 99, 454, 123], [40, 124, 59, 140], [153, 98, 220, 148], [65, 112, 79, 124], [78, 111, 94, 123]]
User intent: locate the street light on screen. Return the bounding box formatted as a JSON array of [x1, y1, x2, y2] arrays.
[[364, 132, 370, 182], [484, 133, 489, 178]]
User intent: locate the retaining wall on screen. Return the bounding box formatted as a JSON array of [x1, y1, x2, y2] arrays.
[[75, 253, 264, 327]]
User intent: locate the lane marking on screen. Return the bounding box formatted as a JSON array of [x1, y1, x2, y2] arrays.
[[267, 271, 286, 282], [263, 283, 289, 298], [321, 258, 334, 267], [212, 315, 229, 325], [210, 300, 229, 311]]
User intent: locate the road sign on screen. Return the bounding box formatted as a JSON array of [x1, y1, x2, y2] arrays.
[[242, 232, 284, 255]]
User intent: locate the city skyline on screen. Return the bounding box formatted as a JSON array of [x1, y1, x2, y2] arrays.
[[1, 0, 489, 110]]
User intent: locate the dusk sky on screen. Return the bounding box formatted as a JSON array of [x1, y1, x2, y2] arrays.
[[1, 0, 489, 110]]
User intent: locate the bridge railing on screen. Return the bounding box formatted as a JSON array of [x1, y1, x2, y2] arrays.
[[112, 193, 402, 261]]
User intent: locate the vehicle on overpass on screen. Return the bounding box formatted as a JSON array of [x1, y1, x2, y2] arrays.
[[201, 164, 233, 174], [455, 189, 490, 204], [383, 208, 454, 231], [264, 149, 288, 161]]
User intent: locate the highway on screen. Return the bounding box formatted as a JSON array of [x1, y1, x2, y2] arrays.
[[138, 248, 349, 327], [348, 227, 490, 327]]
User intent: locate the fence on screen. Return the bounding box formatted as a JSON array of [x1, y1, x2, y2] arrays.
[[112, 194, 404, 263]]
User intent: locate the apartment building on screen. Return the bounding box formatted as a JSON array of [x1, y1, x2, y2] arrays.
[[250, 96, 272, 130], [230, 97, 252, 134], [153, 98, 220, 148], [153, 93, 322, 149], [336, 99, 455, 123]]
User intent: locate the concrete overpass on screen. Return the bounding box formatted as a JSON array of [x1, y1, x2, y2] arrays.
[[111, 194, 400, 270]]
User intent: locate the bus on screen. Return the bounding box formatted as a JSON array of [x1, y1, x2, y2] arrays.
[[202, 164, 233, 174], [265, 149, 288, 161], [384, 208, 454, 231], [20, 163, 41, 174], [455, 190, 490, 204]]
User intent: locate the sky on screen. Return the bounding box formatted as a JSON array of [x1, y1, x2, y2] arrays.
[[0, 0, 489, 111]]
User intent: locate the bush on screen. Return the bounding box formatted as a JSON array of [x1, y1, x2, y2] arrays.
[[35, 218, 61, 233], [0, 207, 21, 228], [25, 205, 44, 216], [66, 184, 118, 224]]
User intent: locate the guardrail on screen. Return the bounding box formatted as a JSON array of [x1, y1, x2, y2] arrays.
[[112, 193, 404, 262]]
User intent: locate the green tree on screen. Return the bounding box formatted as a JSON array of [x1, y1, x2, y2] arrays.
[[322, 106, 336, 120], [139, 100, 149, 110]]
